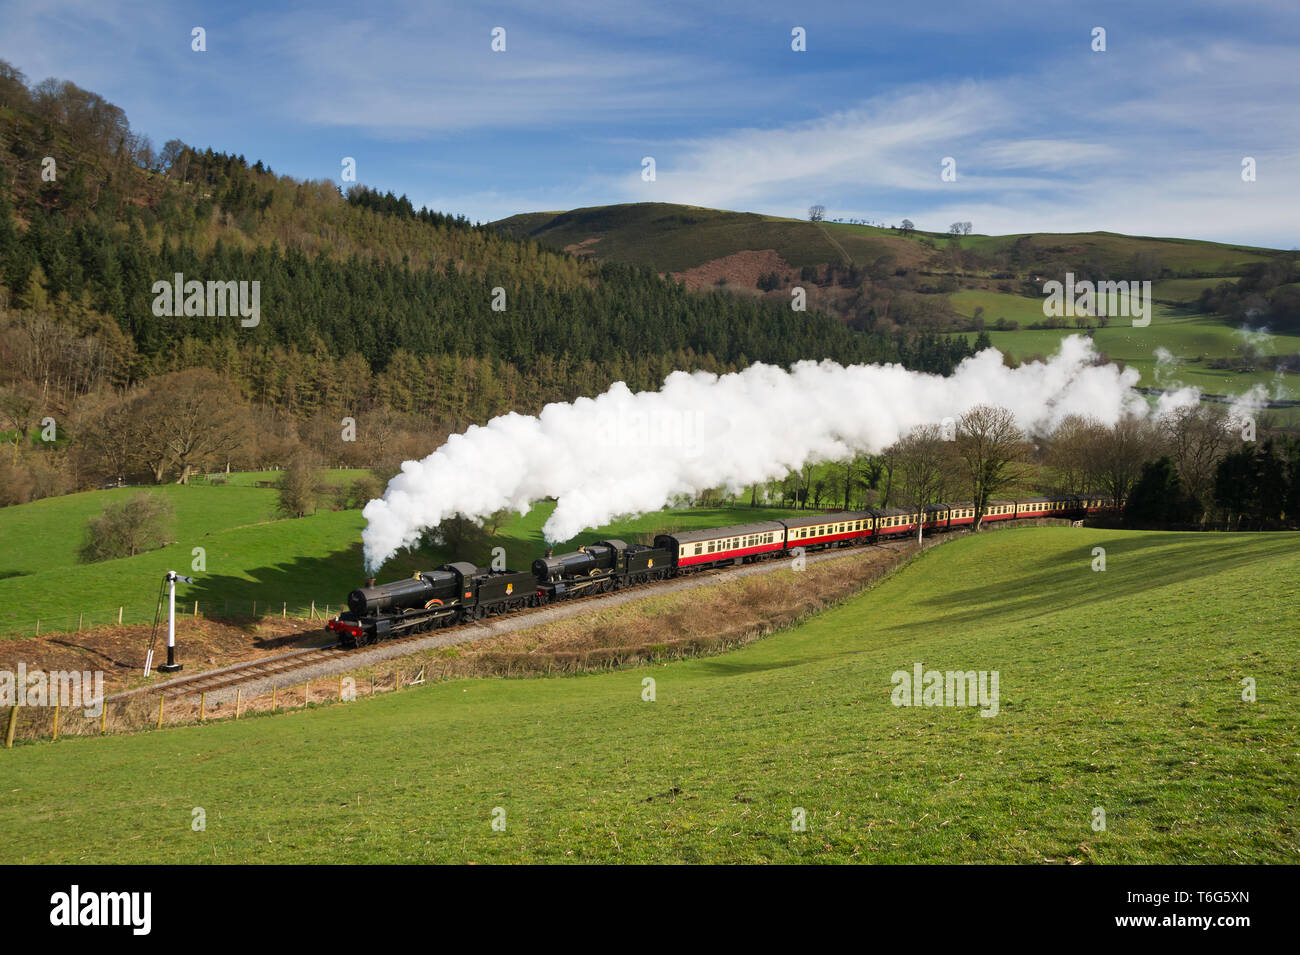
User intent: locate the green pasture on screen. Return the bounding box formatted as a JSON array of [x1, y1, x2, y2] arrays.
[[1, 527, 1295, 863]]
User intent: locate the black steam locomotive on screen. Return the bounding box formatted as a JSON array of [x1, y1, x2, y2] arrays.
[[330, 538, 672, 647], [329, 494, 1117, 647]]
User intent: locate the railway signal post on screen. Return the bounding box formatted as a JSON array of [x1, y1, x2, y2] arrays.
[[154, 570, 195, 674]]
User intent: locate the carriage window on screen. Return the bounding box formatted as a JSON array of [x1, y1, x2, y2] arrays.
[[694, 544, 702, 555]]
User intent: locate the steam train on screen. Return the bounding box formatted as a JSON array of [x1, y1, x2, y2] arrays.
[[328, 494, 1116, 648]]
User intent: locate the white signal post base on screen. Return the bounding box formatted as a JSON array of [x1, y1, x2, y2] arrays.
[[157, 570, 194, 673]]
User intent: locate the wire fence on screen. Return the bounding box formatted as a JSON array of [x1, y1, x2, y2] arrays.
[[3, 619, 864, 746], [2, 597, 341, 640]]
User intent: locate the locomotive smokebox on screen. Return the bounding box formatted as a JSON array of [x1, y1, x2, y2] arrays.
[[530, 542, 617, 581], [347, 570, 459, 615]]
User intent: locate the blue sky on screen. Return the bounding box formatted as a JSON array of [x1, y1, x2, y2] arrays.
[[2, 0, 1298, 246]]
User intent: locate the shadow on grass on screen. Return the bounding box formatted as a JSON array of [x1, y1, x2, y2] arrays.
[[885, 532, 1298, 639]]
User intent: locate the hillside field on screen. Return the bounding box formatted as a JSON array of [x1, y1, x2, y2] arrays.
[[949, 290, 1300, 401], [2, 527, 1295, 864], [498, 204, 1282, 278]]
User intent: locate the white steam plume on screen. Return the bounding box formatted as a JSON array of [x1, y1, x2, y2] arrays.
[[362, 335, 1173, 572]]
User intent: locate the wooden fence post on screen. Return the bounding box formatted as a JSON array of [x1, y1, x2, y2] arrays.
[[235, 689, 242, 720], [156, 694, 165, 730], [200, 692, 206, 722], [52, 701, 60, 740], [100, 705, 107, 735], [272, 685, 277, 711], [338, 674, 343, 701], [303, 681, 309, 707], [118, 607, 123, 625], [4, 705, 17, 748]]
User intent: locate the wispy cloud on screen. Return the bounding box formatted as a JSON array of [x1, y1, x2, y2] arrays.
[[1, 0, 1297, 246]]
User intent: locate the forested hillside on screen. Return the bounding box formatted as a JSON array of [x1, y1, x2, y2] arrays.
[[0, 59, 973, 505]]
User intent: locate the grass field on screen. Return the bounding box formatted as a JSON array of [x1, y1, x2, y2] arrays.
[[1152, 277, 1236, 304], [0, 477, 795, 637], [949, 231, 1279, 274], [949, 290, 1299, 400], [188, 469, 372, 488], [2, 527, 1295, 863]]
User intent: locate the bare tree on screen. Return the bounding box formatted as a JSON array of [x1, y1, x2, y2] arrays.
[[1044, 414, 1101, 494], [1160, 405, 1235, 522], [874, 448, 898, 509], [78, 493, 174, 562], [277, 452, 325, 518], [955, 405, 1033, 528], [889, 424, 957, 542], [71, 390, 149, 485], [134, 368, 252, 483], [829, 454, 868, 509], [808, 204, 826, 222], [1084, 415, 1164, 505]]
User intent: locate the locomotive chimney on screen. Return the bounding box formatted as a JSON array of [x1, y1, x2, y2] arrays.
[[365, 577, 376, 587]]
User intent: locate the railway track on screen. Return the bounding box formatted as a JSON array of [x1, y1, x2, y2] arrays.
[[106, 643, 348, 703]]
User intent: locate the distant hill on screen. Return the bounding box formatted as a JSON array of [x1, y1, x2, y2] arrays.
[[495, 202, 1293, 332]]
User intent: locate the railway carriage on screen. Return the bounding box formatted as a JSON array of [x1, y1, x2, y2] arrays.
[[1016, 496, 1058, 519], [781, 510, 875, 550], [655, 521, 786, 572], [981, 499, 1018, 524], [874, 507, 921, 539], [924, 501, 979, 532]]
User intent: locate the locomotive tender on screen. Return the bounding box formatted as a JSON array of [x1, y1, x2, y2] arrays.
[[329, 494, 1115, 647]]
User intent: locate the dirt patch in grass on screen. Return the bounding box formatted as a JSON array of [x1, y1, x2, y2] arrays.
[[670, 249, 791, 294], [0, 616, 331, 696]]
